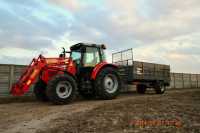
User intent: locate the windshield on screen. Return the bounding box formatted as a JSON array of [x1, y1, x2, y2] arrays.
[[71, 51, 81, 64]]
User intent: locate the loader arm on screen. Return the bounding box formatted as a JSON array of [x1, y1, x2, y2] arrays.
[[11, 55, 46, 96]]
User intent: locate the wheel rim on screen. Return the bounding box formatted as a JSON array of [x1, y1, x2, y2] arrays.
[[56, 81, 72, 99], [104, 74, 118, 94], [161, 86, 165, 92]]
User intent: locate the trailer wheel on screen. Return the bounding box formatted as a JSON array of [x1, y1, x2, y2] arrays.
[[154, 84, 166, 94], [136, 84, 147, 94], [33, 80, 49, 101], [95, 67, 121, 100], [46, 74, 77, 105]]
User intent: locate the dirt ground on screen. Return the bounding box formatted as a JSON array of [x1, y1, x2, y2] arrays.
[[0, 88, 200, 133]]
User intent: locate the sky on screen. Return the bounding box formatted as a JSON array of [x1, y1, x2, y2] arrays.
[[0, 0, 200, 73]]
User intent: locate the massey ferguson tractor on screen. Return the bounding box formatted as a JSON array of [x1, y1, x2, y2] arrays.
[[11, 43, 170, 105], [11, 43, 122, 104]]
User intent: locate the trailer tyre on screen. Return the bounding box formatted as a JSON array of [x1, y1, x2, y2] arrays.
[[33, 80, 49, 101], [155, 84, 166, 94], [95, 67, 121, 100], [137, 84, 147, 94], [46, 74, 77, 105]]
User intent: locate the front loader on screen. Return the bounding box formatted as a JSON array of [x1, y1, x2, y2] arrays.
[[11, 43, 121, 105]]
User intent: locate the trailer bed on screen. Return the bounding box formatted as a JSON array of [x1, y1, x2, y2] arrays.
[[112, 49, 170, 86]]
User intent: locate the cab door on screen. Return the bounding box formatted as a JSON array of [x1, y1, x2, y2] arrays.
[[79, 46, 101, 89], [83, 47, 101, 67]]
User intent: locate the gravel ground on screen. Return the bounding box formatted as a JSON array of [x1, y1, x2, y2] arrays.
[[0, 88, 199, 133]]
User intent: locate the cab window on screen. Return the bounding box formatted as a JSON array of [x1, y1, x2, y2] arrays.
[[83, 47, 100, 67], [71, 51, 81, 65]]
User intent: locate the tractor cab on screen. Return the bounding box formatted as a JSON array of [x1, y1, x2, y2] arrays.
[[69, 43, 108, 91], [70, 43, 106, 68]]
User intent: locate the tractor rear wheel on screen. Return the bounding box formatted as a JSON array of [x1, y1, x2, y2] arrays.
[[33, 80, 48, 101], [46, 74, 77, 105], [95, 67, 121, 100], [136, 84, 147, 94]]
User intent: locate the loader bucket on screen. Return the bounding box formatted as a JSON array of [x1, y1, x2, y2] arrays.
[[10, 83, 24, 96]]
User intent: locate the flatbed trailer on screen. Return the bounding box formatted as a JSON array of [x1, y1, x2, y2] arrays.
[[112, 49, 170, 94]]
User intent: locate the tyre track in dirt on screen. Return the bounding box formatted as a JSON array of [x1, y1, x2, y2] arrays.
[[0, 100, 103, 133], [0, 89, 199, 133]]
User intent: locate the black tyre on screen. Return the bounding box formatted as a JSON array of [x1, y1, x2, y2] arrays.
[[136, 84, 147, 94], [33, 80, 48, 101], [95, 67, 121, 100], [46, 74, 77, 105], [154, 84, 166, 94]]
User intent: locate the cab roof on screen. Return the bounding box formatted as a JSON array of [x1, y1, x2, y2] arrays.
[[70, 43, 106, 51]]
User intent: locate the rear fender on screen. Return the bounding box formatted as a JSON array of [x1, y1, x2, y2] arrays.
[[91, 62, 118, 80]]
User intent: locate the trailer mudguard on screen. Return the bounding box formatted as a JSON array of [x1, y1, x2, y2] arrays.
[[91, 62, 118, 80]]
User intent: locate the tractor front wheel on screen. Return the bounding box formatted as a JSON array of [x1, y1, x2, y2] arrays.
[[46, 74, 77, 105], [33, 80, 48, 101], [95, 67, 121, 100]]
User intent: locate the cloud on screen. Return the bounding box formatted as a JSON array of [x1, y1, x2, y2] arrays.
[[0, 0, 73, 50], [103, 0, 200, 43], [0, 47, 41, 64], [48, 0, 82, 12], [0, 0, 200, 73], [132, 33, 200, 73]]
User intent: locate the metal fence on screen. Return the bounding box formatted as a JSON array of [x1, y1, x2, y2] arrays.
[[0, 64, 199, 97]]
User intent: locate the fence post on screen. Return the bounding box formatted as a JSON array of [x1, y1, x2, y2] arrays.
[[173, 73, 176, 89], [190, 74, 192, 88], [182, 73, 184, 89], [9, 65, 14, 91], [196, 74, 198, 88]]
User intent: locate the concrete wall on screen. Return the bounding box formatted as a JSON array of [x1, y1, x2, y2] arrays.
[[0, 64, 33, 97], [170, 73, 199, 89], [0, 64, 199, 97]]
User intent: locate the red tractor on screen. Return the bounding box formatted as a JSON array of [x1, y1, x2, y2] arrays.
[[11, 43, 121, 104]]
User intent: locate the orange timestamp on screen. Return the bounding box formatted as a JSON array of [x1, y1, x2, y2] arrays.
[[130, 119, 182, 128]]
